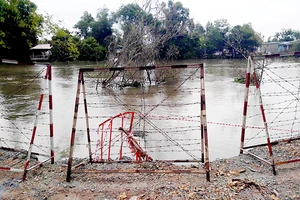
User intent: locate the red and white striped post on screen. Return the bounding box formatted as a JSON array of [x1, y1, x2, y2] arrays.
[[252, 62, 276, 175], [1, 166, 23, 172], [200, 64, 210, 181], [240, 56, 276, 175], [67, 71, 83, 182], [23, 66, 48, 181], [48, 64, 54, 164], [200, 72, 204, 164], [81, 75, 92, 162], [240, 57, 252, 154]]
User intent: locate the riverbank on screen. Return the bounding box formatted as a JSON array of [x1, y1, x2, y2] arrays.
[[1, 140, 300, 199]]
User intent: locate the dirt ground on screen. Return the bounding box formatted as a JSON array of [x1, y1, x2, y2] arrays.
[[1, 140, 300, 200]]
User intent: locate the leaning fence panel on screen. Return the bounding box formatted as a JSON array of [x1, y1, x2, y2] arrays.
[[240, 56, 300, 174], [0, 64, 54, 181]]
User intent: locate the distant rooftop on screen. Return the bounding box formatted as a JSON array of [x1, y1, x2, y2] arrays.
[[30, 44, 51, 50], [262, 39, 300, 45]]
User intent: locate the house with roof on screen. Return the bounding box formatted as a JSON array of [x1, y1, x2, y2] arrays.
[[30, 44, 51, 61], [257, 40, 299, 55]]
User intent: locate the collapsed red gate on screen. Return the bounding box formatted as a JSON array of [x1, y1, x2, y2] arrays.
[[94, 111, 152, 163]]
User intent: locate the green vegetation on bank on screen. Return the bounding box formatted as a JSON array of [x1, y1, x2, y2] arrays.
[[1, 0, 300, 62], [0, 0, 43, 61]]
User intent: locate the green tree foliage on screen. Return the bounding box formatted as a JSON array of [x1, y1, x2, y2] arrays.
[[227, 23, 262, 56], [194, 23, 205, 36], [293, 41, 300, 51], [91, 8, 113, 46], [0, 0, 43, 61], [113, 3, 154, 37], [157, 1, 197, 59], [169, 33, 200, 59], [160, 1, 190, 34], [110, 3, 158, 66], [113, 3, 145, 26], [74, 11, 94, 38], [50, 29, 79, 61], [74, 9, 112, 46], [204, 19, 230, 55], [77, 36, 106, 61], [273, 29, 300, 42]]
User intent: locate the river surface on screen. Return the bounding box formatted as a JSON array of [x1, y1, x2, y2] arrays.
[[1, 58, 300, 162]]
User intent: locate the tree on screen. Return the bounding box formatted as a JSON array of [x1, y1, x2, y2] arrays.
[[74, 11, 94, 39], [204, 19, 230, 56], [109, 2, 158, 67], [74, 8, 112, 46], [226, 23, 262, 57], [40, 13, 63, 39], [160, 1, 191, 36], [157, 1, 194, 60], [293, 41, 300, 51], [273, 28, 300, 42], [77, 36, 106, 61], [50, 29, 79, 61], [108, 0, 195, 66], [0, 0, 43, 61], [91, 8, 113, 46], [168, 33, 200, 59], [194, 23, 205, 36]]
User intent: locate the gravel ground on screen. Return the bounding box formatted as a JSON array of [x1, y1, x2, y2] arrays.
[[0, 140, 300, 199]]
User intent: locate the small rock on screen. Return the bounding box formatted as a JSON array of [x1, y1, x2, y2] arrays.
[[188, 192, 196, 199], [129, 196, 138, 200], [119, 192, 127, 199]]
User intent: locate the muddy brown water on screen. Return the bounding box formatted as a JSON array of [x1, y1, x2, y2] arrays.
[[1, 58, 300, 162]]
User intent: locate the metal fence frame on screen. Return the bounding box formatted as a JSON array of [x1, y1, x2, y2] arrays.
[[240, 56, 300, 175], [0, 64, 54, 181], [66, 64, 211, 182]]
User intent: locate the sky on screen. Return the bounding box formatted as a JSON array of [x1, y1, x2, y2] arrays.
[[31, 0, 300, 40]]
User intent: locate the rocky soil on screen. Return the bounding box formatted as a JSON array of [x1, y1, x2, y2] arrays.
[[1, 140, 300, 199]]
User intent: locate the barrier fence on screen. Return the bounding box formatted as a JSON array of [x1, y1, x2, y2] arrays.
[[0, 64, 54, 181], [66, 64, 211, 182], [240, 56, 300, 174]]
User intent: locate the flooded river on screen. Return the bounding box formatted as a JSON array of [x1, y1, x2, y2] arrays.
[[1, 58, 300, 162]]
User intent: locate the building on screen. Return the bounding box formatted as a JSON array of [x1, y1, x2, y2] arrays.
[[257, 40, 299, 55], [30, 44, 51, 61]]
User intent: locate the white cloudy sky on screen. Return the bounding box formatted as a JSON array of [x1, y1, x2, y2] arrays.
[[31, 0, 300, 40]]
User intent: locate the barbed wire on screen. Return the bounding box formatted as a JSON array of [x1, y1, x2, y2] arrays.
[[0, 68, 47, 106], [0, 67, 50, 154], [244, 61, 300, 145], [84, 101, 200, 108], [263, 63, 300, 70], [84, 87, 200, 97], [247, 99, 295, 107], [84, 68, 201, 159]]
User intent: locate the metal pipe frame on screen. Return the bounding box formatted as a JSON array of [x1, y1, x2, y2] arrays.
[[66, 64, 211, 182], [246, 151, 272, 165], [73, 169, 206, 174], [91, 159, 204, 164], [200, 64, 210, 181], [240, 57, 251, 154], [22, 64, 54, 181], [240, 56, 300, 175]]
